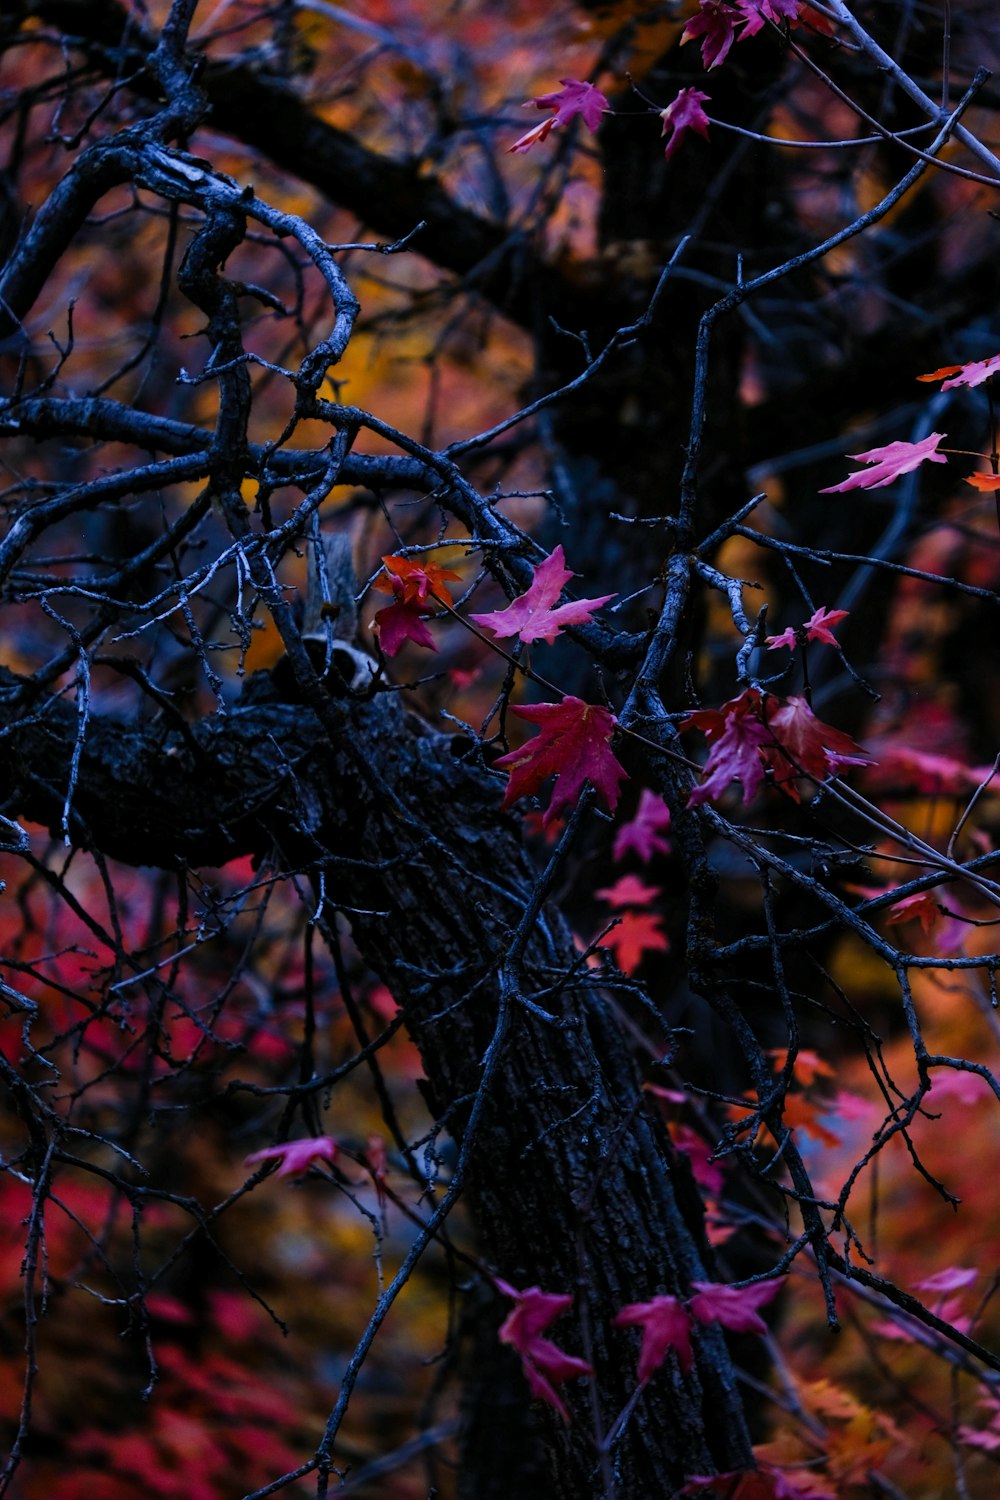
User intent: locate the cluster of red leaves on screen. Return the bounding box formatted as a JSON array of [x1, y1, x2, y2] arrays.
[[371, 553, 460, 655], [684, 688, 872, 807], [765, 606, 848, 653], [498, 1276, 782, 1423], [615, 1278, 783, 1383], [594, 872, 670, 973], [682, 0, 803, 71]]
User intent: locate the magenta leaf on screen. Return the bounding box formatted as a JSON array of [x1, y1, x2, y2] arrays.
[[509, 78, 609, 153], [938, 353, 1000, 390], [612, 788, 672, 863], [681, 0, 743, 68], [660, 88, 711, 161], [372, 599, 437, 655], [494, 697, 629, 826], [245, 1136, 338, 1179], [819, 432, 948, 492], [688, 1277, 782, 1335], [766, 605, 849, 651], [496, 1280, 593, 1422], [615, 1295, 694, 1381], [683, 689, 773, 807], [595, 874, 662, 908], [470, 545, 615, 644]]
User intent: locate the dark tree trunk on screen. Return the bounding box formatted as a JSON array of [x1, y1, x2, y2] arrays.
[[0, 664, 752, 1495]]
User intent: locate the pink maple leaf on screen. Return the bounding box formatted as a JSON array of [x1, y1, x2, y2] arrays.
[[615, 1295, 694, 1381], [766, 605, 849, 651], [683, 688, 774, 806], [595, 874, 662, 907], [509, 78, 609, 154], [470, 546, 615, 644], [688, 1278, 782, 1335], [681, 0, 743, 69], [660, 88, 711, 162], [494, 696, 629, 826], [612, 788, 672, 863], [736, 0, 802, 39], [598, 910, 670, 973], [916, 1266, 977, 1294], [245, 1136, 338, 1179], [918, 353, 1000, 390], [819, 432, 948, 492], [496, 1280, 593, 1422], [671, 1123, 725, 1195]]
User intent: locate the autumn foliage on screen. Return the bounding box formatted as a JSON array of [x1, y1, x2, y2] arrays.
[[4, 0, 1000, 1498]]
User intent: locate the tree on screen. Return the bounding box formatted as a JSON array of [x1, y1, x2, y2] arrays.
[[2, 1, 1000, 1496]]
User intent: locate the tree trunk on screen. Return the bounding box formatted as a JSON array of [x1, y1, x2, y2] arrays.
[[0, 664, 753, 1495]]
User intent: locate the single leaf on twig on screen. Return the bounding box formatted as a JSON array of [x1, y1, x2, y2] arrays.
[[496, 1280, 593, 1422], [509, 78, 609, 154], [495, 697, 628, 826], [660, 88, 712, 161], [470, 545, 615, 644], [819, 432, 947, 492]]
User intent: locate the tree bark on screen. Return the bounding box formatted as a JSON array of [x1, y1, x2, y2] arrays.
[[0, 664, 753, 1495]]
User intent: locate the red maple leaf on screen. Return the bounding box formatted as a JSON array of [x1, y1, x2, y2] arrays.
[[496, 1280, 593, 1422], [595, 874, 662, 907], [671, 1123, 725, 1195], [762, 696, 873, 798], [598, 910, 670, 972], [614, 1295, 694, 1381], [660, 88, 711, 161], [371, 553, 461, 656], [688, 1278, 782, 1335], [819, 432, 948, 492], [509, 78, 610, 154], [244, 1136, 338, 1179], [373, 554, 461, 606], [736, 0, 802, 38], [372, 600, 437, 655], [683, 688, 774, 806], [612, 788, 672, 863], [766, 606, 849, 651], [681, 0, 743, 68], [494, 696, 629, 826], [470, 546, 615, 644]]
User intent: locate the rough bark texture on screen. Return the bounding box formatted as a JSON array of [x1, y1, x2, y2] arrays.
[[0, 664, 752, 1494]]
